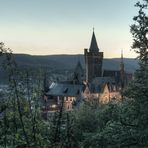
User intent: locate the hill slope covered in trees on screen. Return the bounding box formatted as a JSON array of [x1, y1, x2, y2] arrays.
[[0, 54, 138, 83]]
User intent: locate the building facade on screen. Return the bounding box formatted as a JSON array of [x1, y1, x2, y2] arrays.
[[83, 30, 132, 103], [43, 30, 133, 112]]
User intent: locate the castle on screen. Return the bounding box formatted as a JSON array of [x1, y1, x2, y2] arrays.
[[43, 31, 132, 112]]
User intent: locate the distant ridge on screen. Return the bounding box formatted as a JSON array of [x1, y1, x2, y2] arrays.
[[0, 54, 138, 83], [12, 54, 138, 71]]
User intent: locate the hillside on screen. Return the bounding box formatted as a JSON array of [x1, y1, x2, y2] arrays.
[[11, 54, 138, 71], [0, 54, 138, 83]]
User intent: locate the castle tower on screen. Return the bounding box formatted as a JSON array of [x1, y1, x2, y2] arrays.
[[84, 30, 103, 82]]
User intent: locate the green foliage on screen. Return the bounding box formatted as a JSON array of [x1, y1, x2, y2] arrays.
[[73, 101, 121, 147], [130, 0, 148, 63], [0, 43, 50, 147], [74, 101, 100, 133], [0, 0, 148, 147], [120, 0, 148, 146]]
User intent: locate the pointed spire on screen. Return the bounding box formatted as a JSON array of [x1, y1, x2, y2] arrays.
[[89, 29, 99, 52], [75, 60, 83, 73], [73, 60, 83, 84], [120, 50, 124, 70]]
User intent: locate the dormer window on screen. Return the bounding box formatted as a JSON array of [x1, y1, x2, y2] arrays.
[[63, 88, 68, 93]]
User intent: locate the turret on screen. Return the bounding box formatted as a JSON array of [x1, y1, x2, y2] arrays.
[[73, 60, 84, 84]]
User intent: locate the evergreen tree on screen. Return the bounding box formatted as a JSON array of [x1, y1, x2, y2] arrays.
[[131, 0, 148, 63], [121, 0, 148, 146]]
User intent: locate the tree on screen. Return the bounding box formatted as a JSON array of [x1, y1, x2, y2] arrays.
[[131, 0, 148, 63], [121, 0, 148, 146], [0, 43, 50, 147]]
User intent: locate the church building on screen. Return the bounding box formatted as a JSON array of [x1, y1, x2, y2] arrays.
[[83, 30, 132, 102], [42, 30, 133, 112]]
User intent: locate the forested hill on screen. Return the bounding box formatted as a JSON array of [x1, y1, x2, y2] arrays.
[[10, 54, 138, 72], [0, 54, 138, 83]]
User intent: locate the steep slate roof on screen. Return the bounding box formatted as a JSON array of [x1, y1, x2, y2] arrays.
[[89, 31, 99, 52], [103, 70, 133, 86], [46, 82, 84, 97], [103, 70, 121, 84], [90, 77, 113, 93], [91, 77, 113, 85]]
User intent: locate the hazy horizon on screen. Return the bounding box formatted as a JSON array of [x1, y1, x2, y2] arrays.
[[12, 52, 138, 59]]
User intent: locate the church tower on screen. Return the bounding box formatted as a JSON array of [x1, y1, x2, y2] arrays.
[[84, 30, 103, 82]]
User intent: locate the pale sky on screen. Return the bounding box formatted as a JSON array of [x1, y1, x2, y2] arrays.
[[0, 0, 138, 58]]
